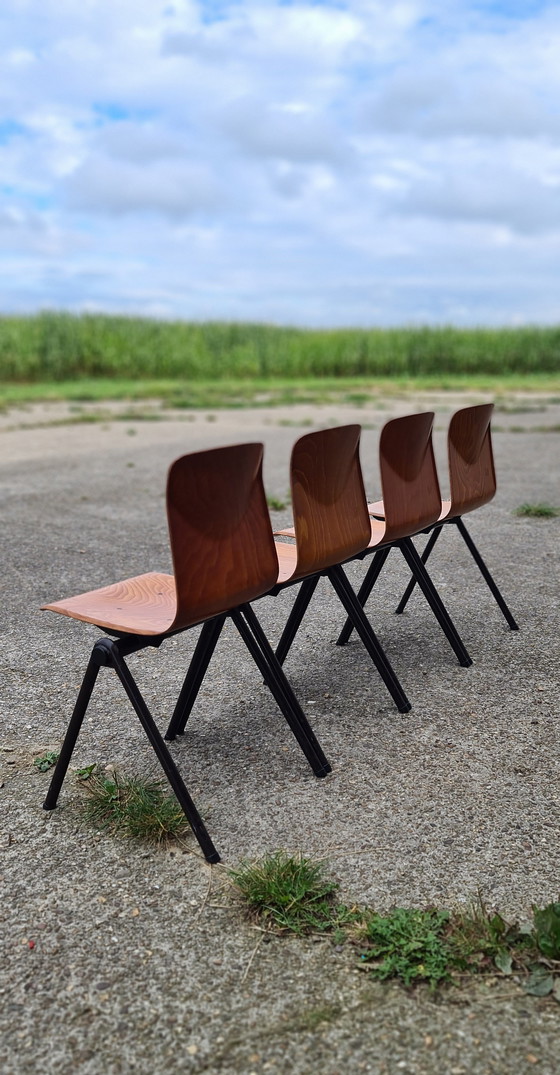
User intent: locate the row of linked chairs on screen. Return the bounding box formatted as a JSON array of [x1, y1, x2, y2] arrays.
[[42, 404, 518, 862]]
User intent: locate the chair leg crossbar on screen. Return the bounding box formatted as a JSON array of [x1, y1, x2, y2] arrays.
[[273, 563, 411, 714], [395, 520, 519, 630], [336, 541, 472, 669], [44, 610, 331, 864]]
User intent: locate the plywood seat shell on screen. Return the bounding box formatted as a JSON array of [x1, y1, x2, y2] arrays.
[[43, 572, 177, 636]]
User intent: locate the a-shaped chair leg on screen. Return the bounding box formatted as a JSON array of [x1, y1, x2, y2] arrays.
[[395, 526, 443, 614], [454, 518, 519, 630], [275, 575, 320, 666], [327, 564, 411, 713], [395, 519, 519, 630], [336, 547, 391, 646], [165, 615, 227, 740], [232, 605, 331, 778], [45, 636, 221, 864], [334, 539, 471, 669]]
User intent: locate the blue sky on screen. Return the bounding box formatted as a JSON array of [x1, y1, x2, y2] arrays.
[[1, 0, 559, 326]]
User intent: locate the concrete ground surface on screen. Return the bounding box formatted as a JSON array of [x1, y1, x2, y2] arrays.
[[1, 390, 559, 1074]]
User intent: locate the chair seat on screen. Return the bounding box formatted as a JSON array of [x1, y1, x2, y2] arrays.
[[367, 516, 386, 548], [274, 540, 298, 583], [368, 500, 451, 525], [42, 572, 177, 636]]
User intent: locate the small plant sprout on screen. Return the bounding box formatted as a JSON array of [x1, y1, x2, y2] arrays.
[[34, 751, 59, 772], [75, 762, 97, 781]]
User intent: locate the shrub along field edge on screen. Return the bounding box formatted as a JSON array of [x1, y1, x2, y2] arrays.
[[1, 312, 560, 385]]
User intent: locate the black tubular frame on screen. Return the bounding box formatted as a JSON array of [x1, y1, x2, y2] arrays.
[[335, 538, 473, 668], [272, 562, 411, 714], [395, 517, 519, 630], [44, 605, 331, 865]]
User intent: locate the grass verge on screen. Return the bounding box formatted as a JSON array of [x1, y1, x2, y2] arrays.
[[2, 373, 560, 410]]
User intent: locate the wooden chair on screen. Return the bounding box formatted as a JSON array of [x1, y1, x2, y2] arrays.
[[305, 413, 473, 666], [389, 405, 518, 629], [275, 424, 418, 712], [168, 425, 413, 723], [41, 443, 331, 864]]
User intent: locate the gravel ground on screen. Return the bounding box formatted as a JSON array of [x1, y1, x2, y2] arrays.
[[1, 392, 559, 1074]]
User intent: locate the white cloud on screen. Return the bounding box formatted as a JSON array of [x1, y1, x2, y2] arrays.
[[65, 157, 225, 218], [0, 0, 559, 323]]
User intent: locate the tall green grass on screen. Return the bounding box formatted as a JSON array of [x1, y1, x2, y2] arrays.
[[1, 312, 560, 382]]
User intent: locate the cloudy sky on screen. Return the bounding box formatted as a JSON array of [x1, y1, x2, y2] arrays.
[[1, 0, 559, 326]]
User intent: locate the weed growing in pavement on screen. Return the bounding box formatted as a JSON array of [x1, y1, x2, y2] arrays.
[[294, 1004, 343, 1031], [80, 770, 189, 845], [514, 502, 560, 518], [359, 907, 451, 989], [267, 495, 289, 511], [229, 851, 358, 936], [75, 762, 97, 781], [533, 902, 560, 959], [33, 751, 59, 772], [230, 853, 560, 997]]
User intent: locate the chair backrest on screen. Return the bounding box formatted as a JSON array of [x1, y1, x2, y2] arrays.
[[167, 443, 279, 630], [446, 403, 496, 516], [290, 425, 372, 579], [379, 412, 442, 542]]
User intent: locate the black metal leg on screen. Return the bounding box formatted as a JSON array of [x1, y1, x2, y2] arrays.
[[395, 526, 443, 614], [165, 615, 226, 740], [336, 547, 392, 645], [398, 538, 472, 667], [327, 564, 411, 714], [275, 575, 320, 666], [43, 644, 104, 811], [454, 517, 519, 630], [232, 605, 331, 778], [108, 641, 220, 863]]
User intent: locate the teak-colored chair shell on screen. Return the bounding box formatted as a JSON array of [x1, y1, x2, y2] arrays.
[[309, 414, 472, 667], [392, 404, 518, 629], [280, 424, 414, 711], [42, 443, 331, 863]]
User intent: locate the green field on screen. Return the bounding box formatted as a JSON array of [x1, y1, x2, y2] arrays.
[[1, 313, 559, 405]]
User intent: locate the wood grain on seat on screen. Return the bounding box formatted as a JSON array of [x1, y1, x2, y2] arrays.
[[43, 572, 176, 635]]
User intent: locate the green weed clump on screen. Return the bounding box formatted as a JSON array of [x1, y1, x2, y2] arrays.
[[267, 495, 288, 511], [34, 751, 59, 772], [360, 907, 451, 988], [80, 771, 189, 845], [515, 503, 560, 518], [229, 851, 356, 936]]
